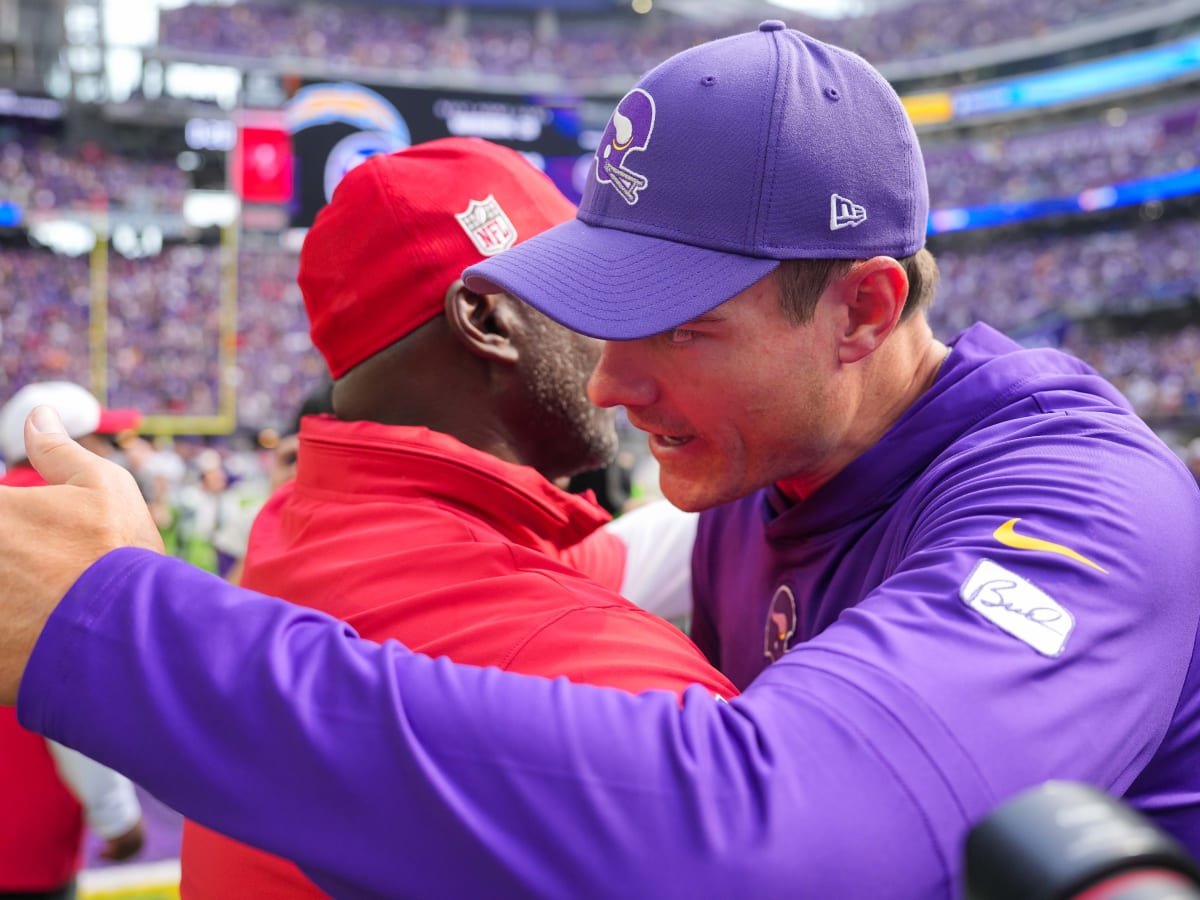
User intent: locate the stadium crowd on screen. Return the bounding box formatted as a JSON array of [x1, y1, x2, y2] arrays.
[[922, 96, 1200, 209], [4, 217, 1200, 438], [9, 91, 1199, 221], [929, 215, 1200, 335], [156, 0, 1155, 79], [0, 244, 322, 430], [1, 139, 187, 214], [1068, 325, 1200, 427]]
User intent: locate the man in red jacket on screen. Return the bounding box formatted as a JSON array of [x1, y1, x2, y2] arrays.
[[180, 138, 736, 899], [0, 382, 145, 900]]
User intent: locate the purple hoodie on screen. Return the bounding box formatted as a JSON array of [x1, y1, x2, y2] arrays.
[[19, 324, 1200, 898]]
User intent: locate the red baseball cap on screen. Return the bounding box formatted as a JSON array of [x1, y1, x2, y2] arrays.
[[299, 137, 578, 379]]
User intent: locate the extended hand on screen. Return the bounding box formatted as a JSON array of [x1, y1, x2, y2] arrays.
[[0, 406, 163, 704]]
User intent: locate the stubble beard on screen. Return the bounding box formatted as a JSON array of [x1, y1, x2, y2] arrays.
[[522, 340, 618, 480]]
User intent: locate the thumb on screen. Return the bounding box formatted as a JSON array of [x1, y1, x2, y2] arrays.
[[24, 406, 100, 487]]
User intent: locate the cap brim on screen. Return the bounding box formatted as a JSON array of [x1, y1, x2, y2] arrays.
[[463, 218, 780, 340], [95, 408, 142, 433]]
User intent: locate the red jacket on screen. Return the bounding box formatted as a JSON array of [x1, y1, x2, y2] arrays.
[[182, 418, 734, 899], [0, 467, 85, 890]]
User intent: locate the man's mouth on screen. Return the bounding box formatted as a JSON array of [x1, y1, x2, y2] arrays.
[[656, 434, 689, 446], [628, 414, 694, 450], [649, 432, 692, 449]]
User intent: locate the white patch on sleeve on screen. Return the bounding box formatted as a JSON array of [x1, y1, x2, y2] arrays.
[[959, 559, 1074, 658]]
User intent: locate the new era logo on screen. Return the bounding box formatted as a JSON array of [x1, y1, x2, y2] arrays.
[[830, 193, 867, 230]]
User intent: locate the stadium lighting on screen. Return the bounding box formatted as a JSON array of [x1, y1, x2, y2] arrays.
[[183, 191, 240, 229], [28, 219, 96, 257], [765, 0, 866, 17]]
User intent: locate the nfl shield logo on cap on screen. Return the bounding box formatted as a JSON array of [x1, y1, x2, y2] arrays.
[[456, 195, 518, 256]]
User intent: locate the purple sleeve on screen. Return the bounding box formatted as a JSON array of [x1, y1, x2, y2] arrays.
[[19, 549, 968, 899]]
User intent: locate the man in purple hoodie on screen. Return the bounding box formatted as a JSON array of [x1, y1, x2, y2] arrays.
[[3, 23, 1200, 900]]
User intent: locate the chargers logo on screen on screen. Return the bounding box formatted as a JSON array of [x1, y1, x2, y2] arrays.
[[322, 130, 408, 204], [285, 83, 412, 203], [285, 82, 410, 137]]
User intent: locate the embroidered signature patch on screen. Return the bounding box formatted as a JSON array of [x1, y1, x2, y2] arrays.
[[959, 559, 1074, 658]]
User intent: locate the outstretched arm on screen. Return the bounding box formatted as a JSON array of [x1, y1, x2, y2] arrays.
[[4, 410, 954, 898], [7, 407, 1200, 899], [21, 548, 956, 899]]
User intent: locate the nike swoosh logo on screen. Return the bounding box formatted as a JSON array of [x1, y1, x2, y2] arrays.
[[993, 518, 1108, 574]]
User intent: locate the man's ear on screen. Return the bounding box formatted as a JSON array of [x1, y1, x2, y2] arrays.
[[835, 257, 908, 364], [443, 279, 520, 364]]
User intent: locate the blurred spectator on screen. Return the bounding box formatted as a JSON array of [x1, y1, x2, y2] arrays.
[[0, 732, 146, 900], [119, 434, 188, 556], [259, 374, 334, 491], [174, 445, 269, 583], [0, 381, 140, 470], [0, 382, 146, 900]]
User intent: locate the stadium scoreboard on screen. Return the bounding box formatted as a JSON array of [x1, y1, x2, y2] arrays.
[[236, 79, 620, 228]]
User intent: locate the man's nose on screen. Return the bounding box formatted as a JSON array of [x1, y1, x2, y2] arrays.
[[587, 341, 656, 410]]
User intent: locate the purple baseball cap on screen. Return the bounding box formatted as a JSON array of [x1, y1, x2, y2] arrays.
[[464, 21, 929, 340]]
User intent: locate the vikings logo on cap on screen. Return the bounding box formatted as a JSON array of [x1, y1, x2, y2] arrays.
[[595, 88, 656, 206], [764, 585, 798, 663]]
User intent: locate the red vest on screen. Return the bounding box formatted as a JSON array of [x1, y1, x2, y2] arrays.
[[0, 707, 84, 890], [182, 419, 734, 899]]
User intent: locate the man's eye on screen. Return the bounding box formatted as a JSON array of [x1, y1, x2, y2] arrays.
[[667, 328, 695, 344]]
